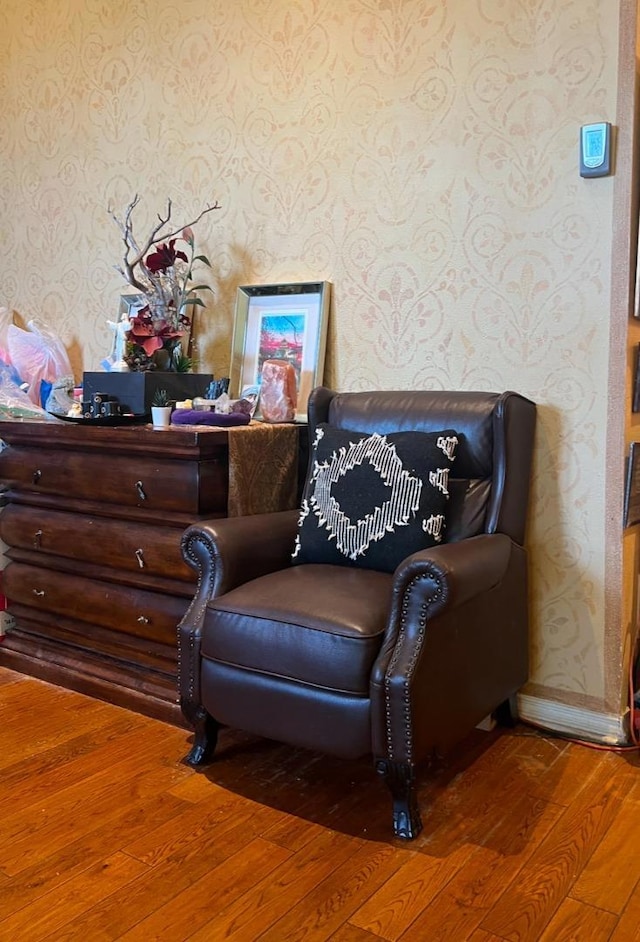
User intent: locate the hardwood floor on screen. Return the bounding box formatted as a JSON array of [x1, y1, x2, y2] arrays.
[[2, 664, 640, 941]]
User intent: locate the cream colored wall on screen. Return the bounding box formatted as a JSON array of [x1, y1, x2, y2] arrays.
[[1, 0, 635, 722]]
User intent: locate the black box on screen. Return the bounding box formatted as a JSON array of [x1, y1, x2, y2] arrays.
[[82, 371, 214, 416]]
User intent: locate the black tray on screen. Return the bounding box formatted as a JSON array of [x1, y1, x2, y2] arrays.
[[53, 413, 147, 426]]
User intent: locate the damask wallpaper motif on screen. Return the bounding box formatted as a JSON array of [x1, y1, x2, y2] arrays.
[[0, 0, 630, 714]]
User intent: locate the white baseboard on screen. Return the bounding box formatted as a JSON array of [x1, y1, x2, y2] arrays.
[[518, 692, 628, 745]]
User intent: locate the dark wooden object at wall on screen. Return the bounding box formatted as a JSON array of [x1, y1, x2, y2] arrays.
[[0, 421, 237, 726]]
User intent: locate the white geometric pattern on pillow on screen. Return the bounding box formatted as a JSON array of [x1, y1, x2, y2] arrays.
[[293, 428, 457, 561]]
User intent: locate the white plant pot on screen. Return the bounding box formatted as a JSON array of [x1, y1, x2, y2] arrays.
[[151, 405, 172, 428]]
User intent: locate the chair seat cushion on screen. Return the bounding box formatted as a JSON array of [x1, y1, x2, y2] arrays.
[[292, 424, 458, 572], [202, 564, 393, 695]]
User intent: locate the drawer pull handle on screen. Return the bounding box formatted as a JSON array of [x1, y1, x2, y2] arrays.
[[137, 615, 150, 624], [135, 480, 147, 501], [33, 529, 43, 549], [33, 469, 42, 484], [135, 548, 145, 568], [32, 589, 45, 597]]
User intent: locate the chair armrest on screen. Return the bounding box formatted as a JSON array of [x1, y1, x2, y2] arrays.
[[178, 509, 299, 711], [392, 532, 513, 615], [372, 534, 513, 700], [371, 533, 519, 764], [181, 509, 300, 600]]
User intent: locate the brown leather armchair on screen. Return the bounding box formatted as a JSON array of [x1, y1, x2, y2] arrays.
[[178, 387, 536, 839]]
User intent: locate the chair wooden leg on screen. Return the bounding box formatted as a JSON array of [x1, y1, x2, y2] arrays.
[[181, 700, 220, 767], [376, 759, 423, 840]]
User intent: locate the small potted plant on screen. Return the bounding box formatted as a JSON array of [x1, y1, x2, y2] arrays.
[[151, 388, 172, 428]]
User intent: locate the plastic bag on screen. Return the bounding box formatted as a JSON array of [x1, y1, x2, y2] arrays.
[[0, 307, 14, 364], [0, 361, 58, 421], [7, 320, 73, 405], [43, 375, 76, 415]]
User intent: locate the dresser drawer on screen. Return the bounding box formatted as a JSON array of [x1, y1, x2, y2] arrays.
[[0, 504, 194, 582], [4, 562, 188, 646], [0, 446, 227, 514]]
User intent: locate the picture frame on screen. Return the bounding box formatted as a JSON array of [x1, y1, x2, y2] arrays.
[[118, 292, 146, 319], [230, 281, 331, 421], [633, 343, 640, 412], [624, 440, 640, 527]]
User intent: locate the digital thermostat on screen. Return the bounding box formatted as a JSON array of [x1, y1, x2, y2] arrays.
[[580, 122, 611, 178]]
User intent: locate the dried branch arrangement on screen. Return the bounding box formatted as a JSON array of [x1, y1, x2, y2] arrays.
[[108, 195, 221, 322]]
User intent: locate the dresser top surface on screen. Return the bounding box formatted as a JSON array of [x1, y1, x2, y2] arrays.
[[0, 418, 230, 459]]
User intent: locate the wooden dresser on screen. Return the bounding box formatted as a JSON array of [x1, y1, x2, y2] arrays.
[[0, 419, 301, 725]]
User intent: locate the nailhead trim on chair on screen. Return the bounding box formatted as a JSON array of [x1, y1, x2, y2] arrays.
[[384, 574, 443, 763], [177, 532, 216, 702]]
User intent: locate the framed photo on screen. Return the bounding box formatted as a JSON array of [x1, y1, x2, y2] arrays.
[[118, 292, 146, 319], [633, 343, 640, 412], [230, 281, 331, 421], [624, 441, 640, 527]]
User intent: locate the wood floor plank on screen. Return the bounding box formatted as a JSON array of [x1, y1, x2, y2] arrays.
[[570, 779, 640, 914], [480, 753, 634, 942], [537, 897, 618, 941], [2, 759, 192, 878], [0, 724, 192, 875], [43, 811, 282, 942], [178, 730, 392, 843], [330, 922, 380, 942], [330, 926, 386, 942], [116, 837, 292, 941], [188, 829, 361, 942], [0, 793, 190, 921], [122, 789, 282, 867], [2, 672, 639, 942], [0, 674, 129, 766], [466, 931, 509, 942], [609, 878, 640, 941], [0, 852, 148, 942], [350, 845, 476, 941], [412, 731, 544, 856], [509, 729, 569, 770], [522, 738, 623, 807], [0, 713, 169, 811], [257, 840, 403, 942], [394, 792, 564, 942], [260, 810, 330, 852]]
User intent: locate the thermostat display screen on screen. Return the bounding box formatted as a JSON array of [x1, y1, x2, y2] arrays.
[[580, 122, 611, 177], [585, 128, 603, 161]]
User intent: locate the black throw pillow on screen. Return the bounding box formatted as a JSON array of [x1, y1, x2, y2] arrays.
[[292, 424, 459, 572]]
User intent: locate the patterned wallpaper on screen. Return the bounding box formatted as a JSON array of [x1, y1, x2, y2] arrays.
[[0, 0, 632, 716]]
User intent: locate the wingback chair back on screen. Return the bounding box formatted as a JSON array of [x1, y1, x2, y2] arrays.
[[308, 387, 533, 545], [178, 388, 536, 839]]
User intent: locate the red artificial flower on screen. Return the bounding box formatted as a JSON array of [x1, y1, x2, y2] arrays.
[[127, 307, 184, 356], [145, 239, 188, 274]]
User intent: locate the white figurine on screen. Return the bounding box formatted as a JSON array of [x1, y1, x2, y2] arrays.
[[106, 311, 132, 372]]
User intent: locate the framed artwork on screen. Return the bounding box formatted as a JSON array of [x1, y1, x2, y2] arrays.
[[633, 343, 640, 412], [230, 281, 331, 421], [118, 292, 146, 319], [624, 441, 640, 527]]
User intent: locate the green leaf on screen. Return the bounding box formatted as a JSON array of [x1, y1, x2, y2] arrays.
[[194, 254, 212, 266], [174, 354, 193, 373], [189, 284, 213, 293]]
